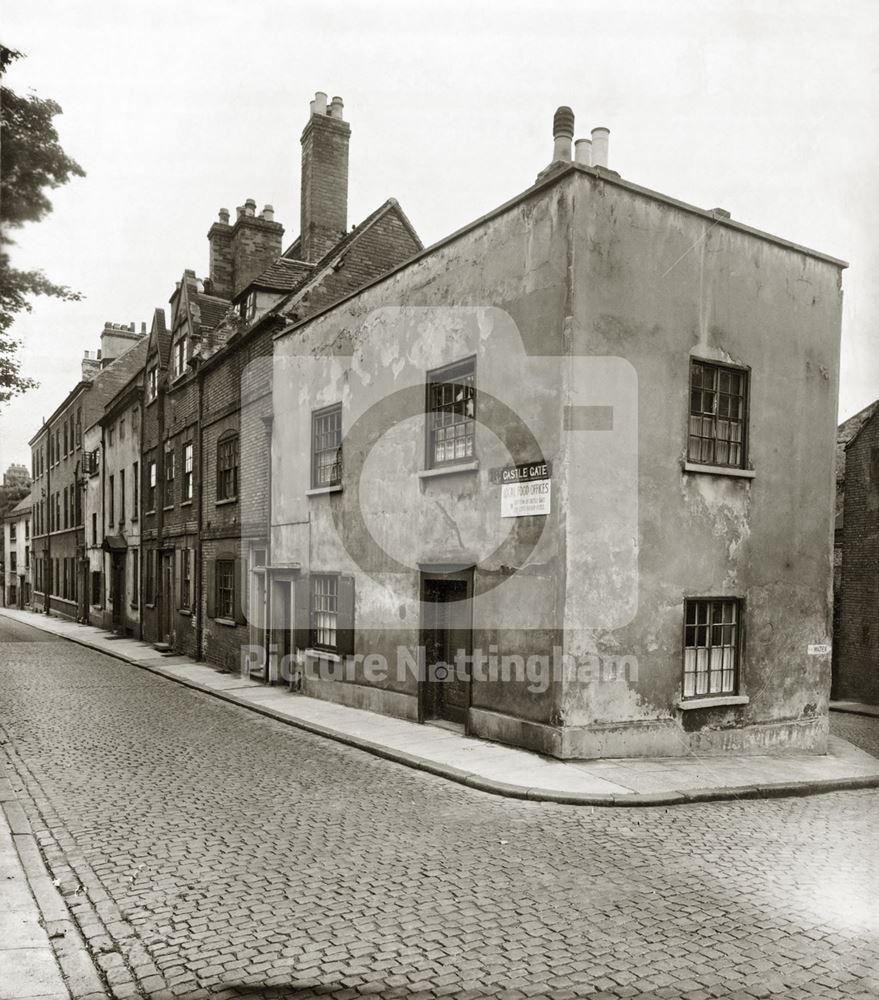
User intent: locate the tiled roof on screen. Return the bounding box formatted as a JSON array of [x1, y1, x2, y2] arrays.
[[193, 294, 230, 331], [249, 258, 314, 292], [9, 494, 32, 515]]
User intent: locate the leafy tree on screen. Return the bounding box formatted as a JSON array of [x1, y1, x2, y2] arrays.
[[1, 45, 85, 403]]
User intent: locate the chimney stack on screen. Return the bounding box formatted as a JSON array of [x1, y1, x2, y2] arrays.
[[591, 127, 610, 168], [300, 89, 350, 262], [99, 321, 145, 366], [207, 208, 234, 298]]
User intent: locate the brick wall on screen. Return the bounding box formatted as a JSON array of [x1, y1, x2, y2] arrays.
[[836, 409, 879, 702]]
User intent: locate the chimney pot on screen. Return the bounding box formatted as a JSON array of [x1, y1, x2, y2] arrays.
[[244, 198, 256, 216], [262, 204, 275, 222], [552, 106, 575, 162], [313, 91, 328, 116], [575, 138, 592, 166], [329, 96, 344, 120], [591, 126, 610, 168], [219, 207, 230, 224]]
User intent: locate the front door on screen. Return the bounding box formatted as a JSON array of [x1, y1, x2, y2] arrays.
[[161, 552, 173, 644], [421, 575, 472, 726], [111, 554, 125, 632], [271, 580, 292, 684]]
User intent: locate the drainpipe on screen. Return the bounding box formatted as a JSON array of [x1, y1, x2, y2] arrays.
[[261, 414, 274, 683], [195, 361, 204, 661], [155, 376, 165, 644], [45, 426, 51, 616]]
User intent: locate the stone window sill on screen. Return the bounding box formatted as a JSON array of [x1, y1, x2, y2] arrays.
[[163, 505, 174, 512], [178, 608, 192, 617], [682, 462, 755, 480], [181, 500, 193, 507], [417, 461, 479, 480], [304, 647, 341, 662], [306, 485, 342, 497], [216, 498, 237, 507], [214, 617, 237, 627], [678, 694, 749, 711]]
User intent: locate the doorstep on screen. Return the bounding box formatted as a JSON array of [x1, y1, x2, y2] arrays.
[[3, 607, 879, 807]]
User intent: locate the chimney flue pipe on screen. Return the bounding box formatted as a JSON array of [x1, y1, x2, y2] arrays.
[[575, 138, 592, 166], [591, 127, 609, 168]]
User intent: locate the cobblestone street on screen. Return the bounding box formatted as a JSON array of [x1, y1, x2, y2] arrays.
[[2, 618, 878, 1000]]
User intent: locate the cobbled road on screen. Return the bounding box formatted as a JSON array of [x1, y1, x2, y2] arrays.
[[1, 617, 878, 1000]]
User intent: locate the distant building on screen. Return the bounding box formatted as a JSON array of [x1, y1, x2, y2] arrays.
[[82, 367, 145, 635], [835, 401, 879, 703], [3, 494, 31, 608], [30, 324, 148, 620]]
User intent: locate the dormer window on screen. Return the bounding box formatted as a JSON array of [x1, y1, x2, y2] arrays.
[[172, 337, 188, 379], [239, 292, 257, 323]]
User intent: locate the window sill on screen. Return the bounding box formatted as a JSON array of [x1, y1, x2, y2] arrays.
[[216, 498, 237, 507], [417, 461, 479, 480], [682, 462, 755, 480], [178, 608, 192, 617], [214, 617, 237, 627], [144, 510, 156, 517], [163, 505, 174, 512], [306, 485, 342, 496], [145, 603, 155, 609], [678, 695, 749, 711], [304, 648, 341, 662], [181, 500, 193, 507]]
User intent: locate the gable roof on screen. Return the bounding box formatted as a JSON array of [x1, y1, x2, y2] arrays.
[[146, 308, 170, 369]]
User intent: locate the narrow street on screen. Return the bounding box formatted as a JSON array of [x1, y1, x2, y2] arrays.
[[1, 616, 877, 1000]]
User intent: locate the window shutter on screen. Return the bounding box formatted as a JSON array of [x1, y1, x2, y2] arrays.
[[337, 574, 355, 658], [206, 559, 216, 619], [234, 558, 246, 624], [294, 573, 310, 651]]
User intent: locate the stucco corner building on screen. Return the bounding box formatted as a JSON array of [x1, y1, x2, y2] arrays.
[[267, 106, 847, 759]]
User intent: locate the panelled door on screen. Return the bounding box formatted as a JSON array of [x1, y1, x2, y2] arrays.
[[421, 575, 472, 726]]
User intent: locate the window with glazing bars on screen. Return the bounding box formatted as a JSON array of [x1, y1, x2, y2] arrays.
[[428, 358, 475, 466], [688, 360, 747, 468], [683, 598, 739, 698], [180, 548, 191, 610], [217, 559, 234, 619], [217, 434, 238, 501], [311, 405, 342, 488], [311, 574, 338, 651], [183, 443, 193, 500]]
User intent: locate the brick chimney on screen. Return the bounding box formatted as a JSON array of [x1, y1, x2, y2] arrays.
[[300, 91, 350, 263], [207, 208, 233, 298], [100, 322, 145, 366]]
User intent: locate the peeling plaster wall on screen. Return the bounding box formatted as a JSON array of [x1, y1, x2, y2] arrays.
[[273, 186, 574, 728], [272, 168, 843, 758], [563, 171, 843, 754]]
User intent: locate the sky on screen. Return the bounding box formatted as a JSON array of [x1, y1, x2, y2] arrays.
[[1, 0, 877, 472]]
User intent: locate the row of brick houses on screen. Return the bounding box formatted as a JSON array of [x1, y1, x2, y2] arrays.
[[19, 94, 856, 758]]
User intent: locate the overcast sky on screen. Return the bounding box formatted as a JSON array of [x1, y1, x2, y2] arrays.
[[1, 0, 877, 472]]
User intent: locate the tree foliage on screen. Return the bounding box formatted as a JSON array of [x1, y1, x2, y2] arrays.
[[1, 45, 85, 403]]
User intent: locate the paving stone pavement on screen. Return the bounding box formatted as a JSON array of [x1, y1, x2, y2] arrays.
[[1, 619, 878, 1000]]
